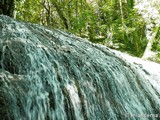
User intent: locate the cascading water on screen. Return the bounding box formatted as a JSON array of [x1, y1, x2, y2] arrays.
[[0, 15, 160, 120]]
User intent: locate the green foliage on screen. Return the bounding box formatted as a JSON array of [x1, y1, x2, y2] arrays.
[[152, 27, 160, 52], [148, 53, 160, 63], [98, 0, 147, 57], [152, 40, 160, 51], [16, 0, 42, 24]]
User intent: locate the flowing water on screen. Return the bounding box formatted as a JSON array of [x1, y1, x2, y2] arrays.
[[0, 15, 160, 120]]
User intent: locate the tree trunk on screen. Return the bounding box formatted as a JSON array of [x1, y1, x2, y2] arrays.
[[142, 28, 159, 59], [119, 0, 124, 24], [51, 0, 69, 30], [142, 39, 155, 59]]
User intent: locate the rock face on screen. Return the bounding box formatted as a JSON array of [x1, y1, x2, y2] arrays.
[[0, 15, 160, 120]]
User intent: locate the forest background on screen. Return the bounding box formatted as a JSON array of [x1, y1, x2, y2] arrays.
[[1, 0, 160, 63]]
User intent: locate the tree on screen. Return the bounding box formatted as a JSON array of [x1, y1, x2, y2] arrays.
[[51, 0, 69, 29], [95, 0, 147, 56], [135, 0, 160, 60], [0, 0, 15, 17]]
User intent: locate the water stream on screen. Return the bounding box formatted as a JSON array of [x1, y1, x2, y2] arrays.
[[0, 15, 160, 120]]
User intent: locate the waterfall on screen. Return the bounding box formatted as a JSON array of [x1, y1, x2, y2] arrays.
[[0, 15, 160, 120]]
